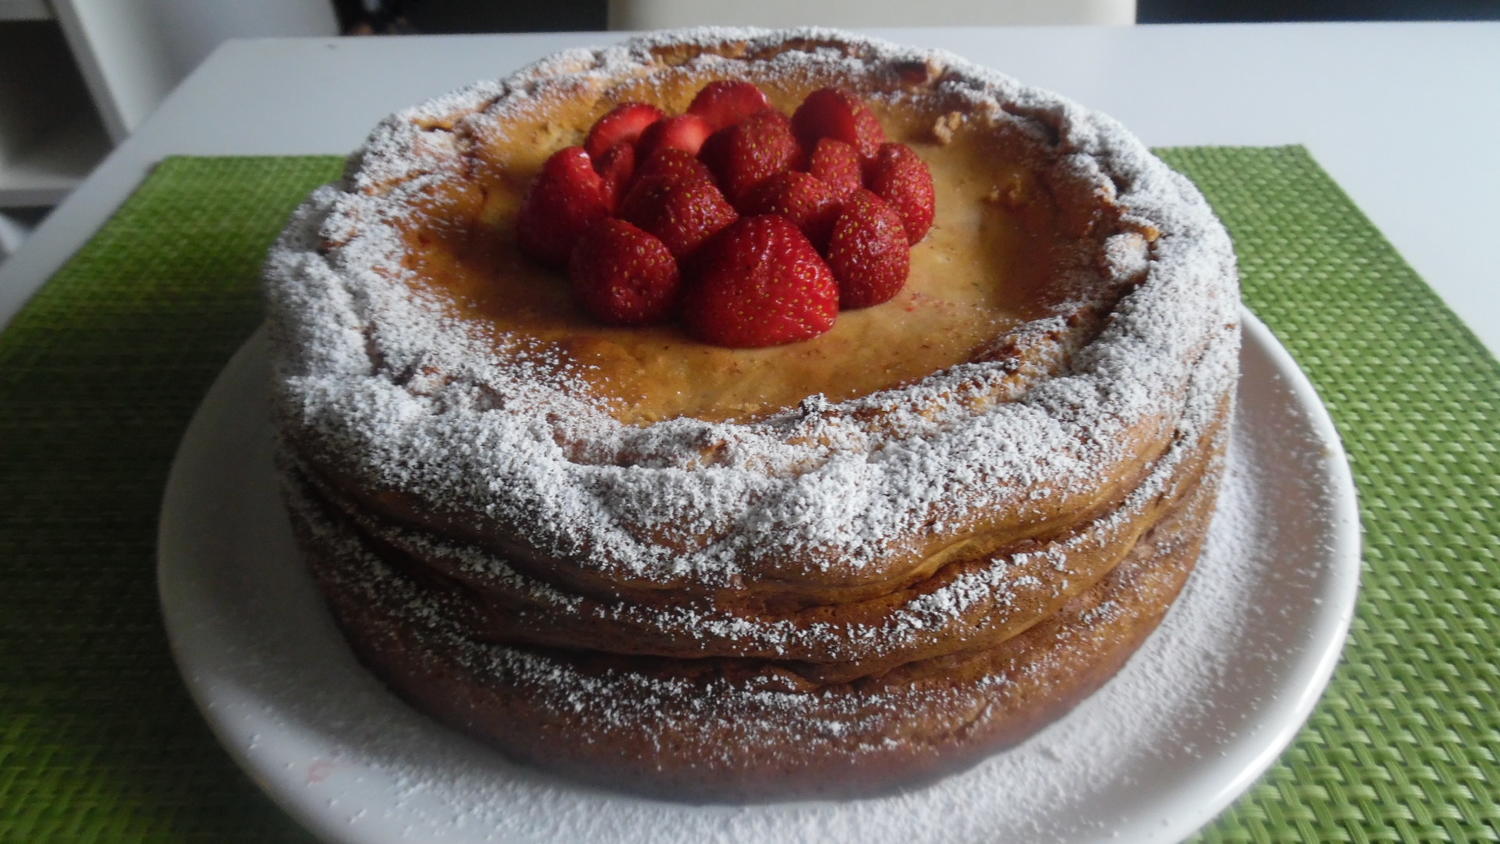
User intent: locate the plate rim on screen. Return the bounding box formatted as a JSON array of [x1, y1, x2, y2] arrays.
[[156, 307, 1361, 843]]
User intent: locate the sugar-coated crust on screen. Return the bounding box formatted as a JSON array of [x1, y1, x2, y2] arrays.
[[261, 27, 1240, 799], [284, 391, 1228, 680], [263, 27, 1240, 594], [291, 423, 1222, 800]]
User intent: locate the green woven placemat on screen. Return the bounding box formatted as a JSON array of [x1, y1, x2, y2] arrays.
[[0, 148, 1496, 842]]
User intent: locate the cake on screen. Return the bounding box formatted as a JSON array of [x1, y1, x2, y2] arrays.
[[262, 28, 1240, 799]]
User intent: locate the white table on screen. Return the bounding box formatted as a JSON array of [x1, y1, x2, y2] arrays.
[[2, 22, 1497, 356]]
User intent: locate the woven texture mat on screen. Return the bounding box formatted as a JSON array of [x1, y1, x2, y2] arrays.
[[1, 147, 1496, 841]]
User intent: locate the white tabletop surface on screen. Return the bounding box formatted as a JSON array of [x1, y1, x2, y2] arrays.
[[2, 22, 1497, 355]]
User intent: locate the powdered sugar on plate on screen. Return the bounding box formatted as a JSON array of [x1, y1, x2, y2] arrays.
[[157, 312, 1359, 843]]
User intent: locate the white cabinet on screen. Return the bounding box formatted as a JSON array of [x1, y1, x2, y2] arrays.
[[0, 2, 111, 212], [0, 0, 337, 258]]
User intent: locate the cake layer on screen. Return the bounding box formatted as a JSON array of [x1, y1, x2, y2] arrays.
[[296, 445, 1221, 800], [292, 327, 1231, 609], [284, 394, 1226, 681]]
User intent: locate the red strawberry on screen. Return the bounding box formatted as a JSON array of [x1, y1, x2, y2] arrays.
[[636, 113, 713, 163], [825, 189, 910, 309], [742, 171, 841, 248], [687, 80, 772, 130], [595, 142, 635, 211], [700, 109, 802, 207], [629, 147, 714, 192], [682, 215, 838, 348], [620, 169, 738, 258], [791, 88, 886, 160], [584, 102, 664, 160], [866, 142, 935, 244], [569, 218, 681, 325], [808, 137, 863, 199], [516, 146, 610, 267]]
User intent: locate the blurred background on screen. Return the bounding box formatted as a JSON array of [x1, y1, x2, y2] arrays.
[[331, 0, 1500, 33], [2, 0, 1495, 262]]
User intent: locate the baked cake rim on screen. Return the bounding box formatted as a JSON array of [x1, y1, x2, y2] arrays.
[[261, 26, 1241, 589]]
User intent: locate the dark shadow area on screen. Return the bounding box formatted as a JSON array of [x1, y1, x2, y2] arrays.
[[1140, 0, 1500, 22], [329, 0, 1498, 33]]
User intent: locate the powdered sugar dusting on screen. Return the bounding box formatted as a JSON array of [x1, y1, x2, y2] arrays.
[[262, 27, 1240, 592], [281, 321, 1230, 669], [178, 337, 1348, 842]]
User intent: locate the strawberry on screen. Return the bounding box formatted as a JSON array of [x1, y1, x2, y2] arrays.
[[866, 142, 935, 244], [629, 147, 714, 192], [742, 171, 841, 249], [687, 80, 772, 130], [569, 218, 681, 325], [825, 189, 910, 309], [700, 109, 802, 207], [682, 215, 838, 348], [636, 113, 713, 163], [584, 102, 664, 160], [808, 137, 863, 199], [516, 146, 611, 267], [595, 142, 635, 211], [620, 168, 738, 258], [791, 88, 886, 160]]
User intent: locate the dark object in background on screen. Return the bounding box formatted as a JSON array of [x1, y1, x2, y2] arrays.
[[1141, 0, 1500, 22], [332, 0, 605, 34], [331, 0, 1495, 34]]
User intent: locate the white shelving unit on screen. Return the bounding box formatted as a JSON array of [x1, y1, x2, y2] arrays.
[[0, 0, 337, 259], [0, 101, 113, 209], [0, 3, 107, 253]]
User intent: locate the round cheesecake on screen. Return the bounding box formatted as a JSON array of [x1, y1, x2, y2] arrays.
[[263, 27, 1239, 799]]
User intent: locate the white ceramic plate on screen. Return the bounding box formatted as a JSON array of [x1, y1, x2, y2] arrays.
[[158, 310, 1360, 844]]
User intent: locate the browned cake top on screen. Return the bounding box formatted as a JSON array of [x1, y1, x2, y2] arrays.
[[265, 29, 1240, 591], [395, 74, 1070, 424]]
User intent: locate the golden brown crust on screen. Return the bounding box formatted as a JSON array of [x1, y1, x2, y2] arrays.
[[266, 29, 1241, 599], [286, 394, 1227, 683], [292, 424, 1221, 799], [265, 28, 1241, 800]]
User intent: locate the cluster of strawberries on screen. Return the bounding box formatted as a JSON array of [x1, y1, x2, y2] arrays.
[[516, 81, 935, 347]]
